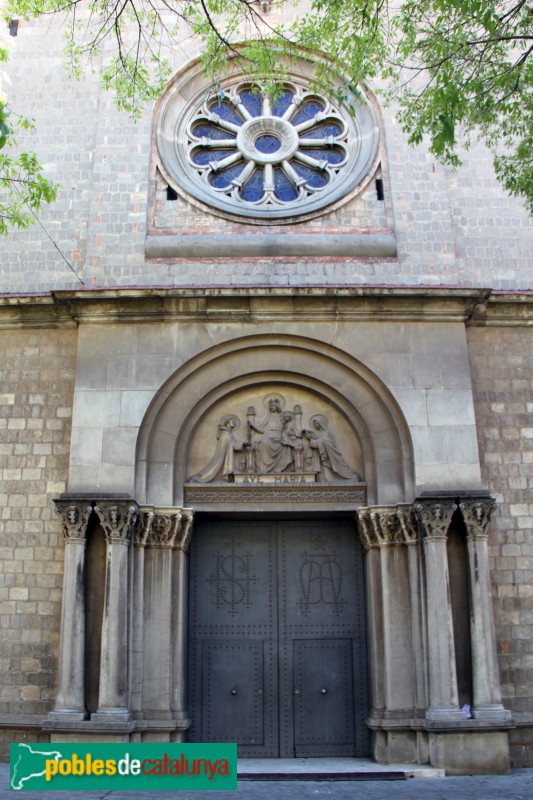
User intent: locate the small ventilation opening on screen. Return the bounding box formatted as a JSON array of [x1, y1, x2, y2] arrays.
[[9, 19, 19, 37], [166, 186, 178, 201], [375, 178, 384, 201]]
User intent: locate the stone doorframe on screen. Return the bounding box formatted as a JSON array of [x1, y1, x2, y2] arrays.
[[45, 492, 512, 773]]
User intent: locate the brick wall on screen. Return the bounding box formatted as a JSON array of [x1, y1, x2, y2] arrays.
[[0, 326, 77, 755], [467, 323, 533, 766]]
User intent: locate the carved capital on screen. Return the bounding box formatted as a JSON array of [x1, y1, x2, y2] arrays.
[[459, 498, 498, 540], [53, 503, 93, 543], [356, 505, 417, 550], [145, 510, 183, 548], [396, 506, 418, 545], [177, 509, 194, 553], [133, 508, 154, 547], [415, 501, 457, 542], [141, 507, 194, 550], [94, 501, 138, 545]]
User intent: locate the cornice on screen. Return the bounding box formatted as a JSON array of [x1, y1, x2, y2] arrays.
[[0, 294, 76, 330], [2, 286, 530, 327], [467, 292, 533, 327], [0, 285, 493, 326]]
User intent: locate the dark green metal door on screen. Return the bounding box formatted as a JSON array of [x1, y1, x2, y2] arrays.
[[188, 519, 368, 757]]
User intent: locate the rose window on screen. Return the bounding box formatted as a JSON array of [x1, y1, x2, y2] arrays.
[[189, 83, 349, 206], [157, 67, 380, 223]]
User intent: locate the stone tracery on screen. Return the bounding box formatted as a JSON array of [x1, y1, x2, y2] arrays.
[[156, 66, 380, 222]]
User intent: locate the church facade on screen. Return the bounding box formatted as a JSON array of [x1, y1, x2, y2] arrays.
[[0, 12, 532, 774]]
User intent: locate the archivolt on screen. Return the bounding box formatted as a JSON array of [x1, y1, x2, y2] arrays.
[[135, 334, 414, 506]]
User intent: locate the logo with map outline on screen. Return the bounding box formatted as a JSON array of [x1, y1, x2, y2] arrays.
[[11, 743, 63, 790], [9, 742, 237, 791]]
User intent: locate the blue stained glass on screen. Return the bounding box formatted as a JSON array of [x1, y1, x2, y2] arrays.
[[290, 99, 326, 126], [292, 162, 329, 189], [209, 163, 245, 189], [304, 122, 344, 139], [272, 89, 294, 117], [239, 88, 262, 117], [274, 168, 298, 201], [191, 148, 237, 166], [299, 148, 345, 165], [192, 122, 236, 141], [240, 169, 264, 202], [208, 100, 243, 126], [255, 134, 281, 154]]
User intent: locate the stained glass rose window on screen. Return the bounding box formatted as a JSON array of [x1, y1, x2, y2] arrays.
[[156, 63, 380, 223]]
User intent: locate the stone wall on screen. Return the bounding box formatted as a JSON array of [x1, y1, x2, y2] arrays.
[[1, 19, 532, 292], [467, 315, 533, 767], [0, 325, 77, 758]]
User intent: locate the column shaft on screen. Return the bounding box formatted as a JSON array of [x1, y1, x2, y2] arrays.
[[92, 502, 136, 722], [460, 501, 511, 720], [417, 501, 467, 722], [48, 503, 92, 722], [171, 510, 193, 737]]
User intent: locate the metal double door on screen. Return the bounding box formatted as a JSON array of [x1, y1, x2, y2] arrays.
[[188, 519, 368, 757]]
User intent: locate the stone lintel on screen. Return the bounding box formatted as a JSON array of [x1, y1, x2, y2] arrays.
[[145, 233, 398, 259]]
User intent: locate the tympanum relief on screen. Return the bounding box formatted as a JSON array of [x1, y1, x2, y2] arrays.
[[187, 391, 363, 486]]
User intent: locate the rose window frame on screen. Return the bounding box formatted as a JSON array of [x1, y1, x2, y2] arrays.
[[156, 60, 381, 224]]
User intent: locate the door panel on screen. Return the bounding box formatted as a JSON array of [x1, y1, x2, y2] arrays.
[[188, 518, 368, 757], [188, 521, 278, 756], [201, 640, 266, 745], [293, 639, 355, 755]]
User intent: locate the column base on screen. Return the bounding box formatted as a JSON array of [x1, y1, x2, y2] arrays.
[[91, 708, 131, 723], [46, 709, 89, 723], [473, 705, 513, 721], [426, 707, 469, 722]]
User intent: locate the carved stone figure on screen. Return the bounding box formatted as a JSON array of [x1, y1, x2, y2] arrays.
[[303, 414, 360, 482], [188, 396, 360, 485], [248, 395, 301, 473], [189, 414, 246, 483]]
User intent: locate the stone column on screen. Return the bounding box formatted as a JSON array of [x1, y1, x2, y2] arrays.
[[416, 500, 468, 722], [398, 506, 428, 713], [143, 508, 184, 719], [459, 499, 511, 721], [359, 507, 416, 712], [92, 501, 137, 722], [357, 505, 423, 763], [171, 509, 194, 739], [130, 507, 153, 716], [47, 502, 92, 721], [357, 509, 386, 720]]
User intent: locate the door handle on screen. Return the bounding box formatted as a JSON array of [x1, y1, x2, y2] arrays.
[[230, 689, 237, 695], [320, 688, 327, 694]]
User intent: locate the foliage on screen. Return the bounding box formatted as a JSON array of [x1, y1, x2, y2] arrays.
[[0, 40, 58, 234], [0, 0, 532, 230]]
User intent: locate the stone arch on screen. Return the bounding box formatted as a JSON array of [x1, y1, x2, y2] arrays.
[[135, 334, 414, 506]]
